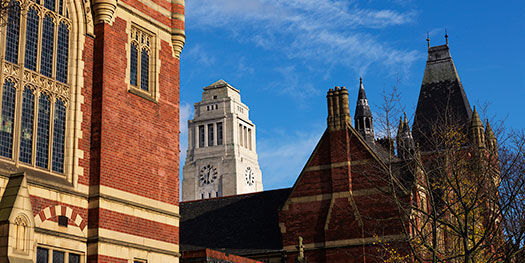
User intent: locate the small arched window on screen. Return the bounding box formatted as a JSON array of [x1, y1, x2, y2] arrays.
[[129, 25, 155, 97], [0, 0, 71, 174]]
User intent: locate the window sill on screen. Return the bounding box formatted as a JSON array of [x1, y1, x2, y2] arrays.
[[128, 87, 158, 104]]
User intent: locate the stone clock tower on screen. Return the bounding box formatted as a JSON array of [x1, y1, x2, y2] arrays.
[[182, 80, 263, 201]]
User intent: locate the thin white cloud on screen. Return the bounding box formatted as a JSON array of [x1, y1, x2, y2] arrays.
[[182, 44, 215, 67], [187, 0, 421, 75], [271, 65, 318, 98]]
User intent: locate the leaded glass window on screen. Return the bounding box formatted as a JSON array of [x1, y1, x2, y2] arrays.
[[58, 0, 64, 15], [53, 250, 65, 263], [52, 100, 66, 172], [140, 48, 149, 91], [1, 0, 71, 174], [130, 43, 138, 86], [129, 26, 155, 95], [5, 1, 21, 64], [44, 0, 55, 11], [56, 22, 69, 83], [37, 247, 48, 263], [19, 88, 35, 164], [0, 80, 16, 158], [41, 15, 55, 77], [37, 247, 82, 263], [24, 8, 39, 71], [69, 253, 80, 263], [36, 94, 51, 168]]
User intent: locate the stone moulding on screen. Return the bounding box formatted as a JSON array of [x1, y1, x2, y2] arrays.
[[172, 29, 186, 59], [93, 0, 118, 24]]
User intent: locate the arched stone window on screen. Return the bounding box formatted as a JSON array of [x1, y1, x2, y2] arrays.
[[0, 0, 72, 174], [129, 26, 155, 96]]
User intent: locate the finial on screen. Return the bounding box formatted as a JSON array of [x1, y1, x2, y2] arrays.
[[426, 32, 430, 48], [445, 28, 448, 45], [297, 236, 305, 262], [360, 77, 362, 84]]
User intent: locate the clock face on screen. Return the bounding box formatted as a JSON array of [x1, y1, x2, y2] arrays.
[[199, 164, 218, 185], [245, 167, 254, 186]]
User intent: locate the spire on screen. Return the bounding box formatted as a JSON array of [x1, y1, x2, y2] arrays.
[[358, 77, 367, 100], [327, 86, 351, 131], [470, 107, 485, 148], [396, 117, 404, 137], [397, 113, 415, 159], [470, 107, 482, 127], [354, 78, 374, 144], [412, 41, 472, 151], [485, 120, 496, 140], [445, 28, 449, 46], [485, 120, 498, 154]]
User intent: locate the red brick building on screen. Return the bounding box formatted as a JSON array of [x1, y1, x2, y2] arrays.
[[0, 0, 185, 261], [180, 42, 494, 263]]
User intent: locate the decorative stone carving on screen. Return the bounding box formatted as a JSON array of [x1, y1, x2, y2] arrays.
[[83, 0, 94, 35], [3, 62, 20, 79], [171, 29, 186, 59], [92, 0, 117, 24]]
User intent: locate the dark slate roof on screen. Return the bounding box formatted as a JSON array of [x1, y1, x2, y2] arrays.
[[412, 44, 472, 150], [180, 188, 292, 256]]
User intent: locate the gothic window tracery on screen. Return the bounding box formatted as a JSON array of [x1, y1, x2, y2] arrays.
[[129, 26, 155, 96], [0, 0, 71, 174]]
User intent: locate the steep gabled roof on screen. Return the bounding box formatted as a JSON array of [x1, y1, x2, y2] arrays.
[[180, 188, 291, 256], [413, 44, 472, 150]]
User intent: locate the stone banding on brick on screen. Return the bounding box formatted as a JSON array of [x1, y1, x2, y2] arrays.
[[34, 205, 87, 232]]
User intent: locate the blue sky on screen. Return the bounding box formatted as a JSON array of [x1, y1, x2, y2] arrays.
[[179, 0, 525, 191]]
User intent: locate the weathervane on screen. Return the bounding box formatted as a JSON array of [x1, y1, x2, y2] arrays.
[[445, 28, 449, 45], [426, 32, 430, 48]]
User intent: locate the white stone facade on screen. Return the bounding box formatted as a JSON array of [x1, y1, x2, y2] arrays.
[[182, 80, 263, 201]]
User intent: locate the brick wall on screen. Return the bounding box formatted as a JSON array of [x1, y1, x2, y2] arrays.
[[279, 124, 409, 262], [85, 0, 183, 260]]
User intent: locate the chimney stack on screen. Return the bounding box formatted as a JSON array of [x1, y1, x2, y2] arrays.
[[327, 86, 351, 130]]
